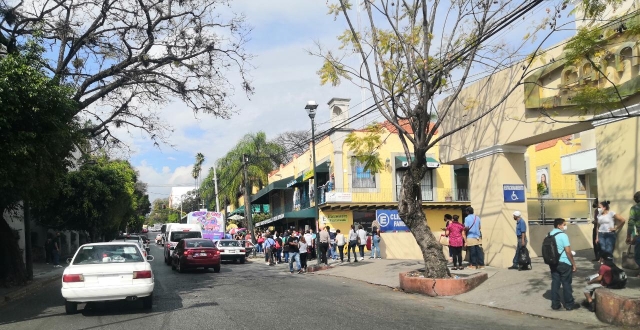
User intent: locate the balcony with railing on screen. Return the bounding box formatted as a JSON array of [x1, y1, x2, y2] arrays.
[[318, 187, 470, 204]]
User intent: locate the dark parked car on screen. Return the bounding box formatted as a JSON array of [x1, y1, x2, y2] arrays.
[[171, 239, 221, 273]]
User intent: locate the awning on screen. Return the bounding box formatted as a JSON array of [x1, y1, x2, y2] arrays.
[[301, 161, 331, 181], [255, 208, 316, 227], [228, 204, 270, 216], [395, 156, 440, 169], [561, 148, 596, 175], [250, 176, 294, 204]]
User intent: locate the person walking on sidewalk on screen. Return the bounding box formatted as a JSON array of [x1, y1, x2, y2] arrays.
[[596, 200, 626, 255], [370, 228, 381, 259], [335, 229, 346, 263], [347, 225, 358, 262], [464, 207, 484, 269], [288, 233, 302, 274], [446, 215, 466, 270], [52, 232, 62, 268], [329, 228, 337, 260], [509, 211, 528, 270], [319, 226, 330, 265], [625, 191, 640, 274], [299, 236, 309, 272], [443, 214, 453, 263], [357, 225, 367, 261], [591, 199, 600, 261], [548, 218, 580, 311], [263, 235, 276, 266], [282, 231, 291, 263]]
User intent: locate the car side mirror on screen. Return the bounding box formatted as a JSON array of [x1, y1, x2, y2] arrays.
[[66, 258, 72, 264], [146, 255, 154, 261]]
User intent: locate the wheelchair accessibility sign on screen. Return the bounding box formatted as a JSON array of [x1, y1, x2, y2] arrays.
[[503, 184, 525, 203]]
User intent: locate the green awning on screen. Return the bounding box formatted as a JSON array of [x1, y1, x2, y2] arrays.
[[255, 207, 317, 227], [395, 156, 440, 169], [250, 175, 294, 204], [228, 204, 270, 216]]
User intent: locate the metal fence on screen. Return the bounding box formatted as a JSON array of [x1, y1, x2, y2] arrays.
[[318, 187, 470, 204]]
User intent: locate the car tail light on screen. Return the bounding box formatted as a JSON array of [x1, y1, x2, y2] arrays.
[[240, 249, 245, 252], [63, 274, 84, 282], [133, 270, 152, 279], [184, 249, 194, 256]]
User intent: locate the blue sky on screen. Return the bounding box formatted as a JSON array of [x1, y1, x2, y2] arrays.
[[117, 0, 583, 201]]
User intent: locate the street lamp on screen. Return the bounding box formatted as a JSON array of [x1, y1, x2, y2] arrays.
[[305, 100, 321, 265]]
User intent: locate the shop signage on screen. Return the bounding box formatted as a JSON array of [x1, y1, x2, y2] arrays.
[[326, 214, 348, 223], [325, 191, 352, 202], [376, 210, 409, 232], [286, 179, 298, 187], [503, 184, 525, 203]]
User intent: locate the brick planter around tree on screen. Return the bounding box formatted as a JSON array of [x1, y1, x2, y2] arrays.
[[399, 271, 488, 297]]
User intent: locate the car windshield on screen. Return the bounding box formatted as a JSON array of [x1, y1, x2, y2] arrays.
[[170, 231, 201, 242], [218, 240, 241, 247], [185, 240, 214, 248], [73, 245, 144, 265]]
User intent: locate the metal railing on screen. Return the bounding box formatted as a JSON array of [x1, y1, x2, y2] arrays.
[[318, 187, 471, 204], [527, 197, 596, 225]]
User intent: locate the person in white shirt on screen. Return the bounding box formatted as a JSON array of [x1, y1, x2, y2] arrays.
[[299, 236, 309, 272], [596, 200, 626, 255], [348, 225, 358, 262], [335, 229, 346, 263], [356, 225, 367, 261]]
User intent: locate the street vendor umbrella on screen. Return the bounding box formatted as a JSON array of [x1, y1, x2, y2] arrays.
[[228, 214, 245, 221]]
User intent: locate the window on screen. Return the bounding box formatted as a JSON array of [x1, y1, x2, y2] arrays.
[[396, 169, 433, 201], [352, 158, 376, 188]]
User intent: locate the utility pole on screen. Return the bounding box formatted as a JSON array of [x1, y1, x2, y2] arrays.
[[213, 165, 220, 212], [242, 154, 255, 244]]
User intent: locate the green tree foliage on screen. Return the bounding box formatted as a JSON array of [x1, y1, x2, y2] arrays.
[[149, 198, 175, 224], [344, 124, 386, 174], [35, 156, 140, 241], [201, 132, 284, 208], [0, 48, 81, 286]]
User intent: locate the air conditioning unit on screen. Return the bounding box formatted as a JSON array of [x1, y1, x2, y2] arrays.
[[402, 161, 409, 167]]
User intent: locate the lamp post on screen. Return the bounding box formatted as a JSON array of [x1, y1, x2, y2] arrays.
[[305, 100, 321, 265]]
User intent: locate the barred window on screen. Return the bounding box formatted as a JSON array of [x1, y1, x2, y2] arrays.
[[352, 158, 376, 188]]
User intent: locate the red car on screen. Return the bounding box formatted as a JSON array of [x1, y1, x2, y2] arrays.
[[171, 239, 221, 273]]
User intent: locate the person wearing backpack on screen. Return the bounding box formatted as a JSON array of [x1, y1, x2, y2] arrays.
[[509, 211, 528, 270], [544, 218, 579, 311], [263, 235, 276, 266], [625, 191, 640, 274], [582, 252, 615, 312]]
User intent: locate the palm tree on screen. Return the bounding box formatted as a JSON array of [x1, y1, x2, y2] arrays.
[[201, 132, 284, 210], [192, 153, 205, 208]]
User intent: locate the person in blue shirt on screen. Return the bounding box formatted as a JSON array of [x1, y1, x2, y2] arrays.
[[464, 206, 484, 269], [509, 211, 528, 270], [549, 218, 579, 311]]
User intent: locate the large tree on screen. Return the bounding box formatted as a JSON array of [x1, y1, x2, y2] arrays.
[[271, 130, 311, 163], [317, 0, 623, 278], [0, 0, 252, 149], [0, 45, 81, 286], [35, 156, 140, 242]]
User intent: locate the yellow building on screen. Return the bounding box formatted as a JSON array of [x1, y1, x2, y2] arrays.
[[438, 9, 640, 267], [251, 98, 470, 259]]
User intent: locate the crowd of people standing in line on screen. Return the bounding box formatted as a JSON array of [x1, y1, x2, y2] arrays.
[[252, 224, 383, 273]]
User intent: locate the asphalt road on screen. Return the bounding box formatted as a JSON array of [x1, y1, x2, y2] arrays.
[[0, 239, 608, 330]]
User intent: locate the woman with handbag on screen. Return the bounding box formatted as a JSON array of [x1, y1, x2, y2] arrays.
[[347, 225, 358, 262], [446, 215, 466, 270]]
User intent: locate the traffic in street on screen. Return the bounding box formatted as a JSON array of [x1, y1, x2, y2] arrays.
[[0, 231, 603, 330]]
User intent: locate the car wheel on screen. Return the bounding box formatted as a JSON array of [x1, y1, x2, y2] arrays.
[[240, 257, 246, 264], [142, 294, 153, 310], [65, 300, 77, 315], [213, 264, 221, 273], [177, 261, 184, 273]]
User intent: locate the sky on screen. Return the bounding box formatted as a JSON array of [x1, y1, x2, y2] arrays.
[[113, 0, 578, 203]]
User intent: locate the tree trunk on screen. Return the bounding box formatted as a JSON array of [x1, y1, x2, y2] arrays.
[[398, 168, 450, 279], [0, 212, 28, 286]]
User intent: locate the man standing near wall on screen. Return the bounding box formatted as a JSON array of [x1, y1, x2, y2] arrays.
[[509, 211, 528, 270], [464, 207, 484, 269], [625, 191, 640, 272], [548, 218, 579, 311]]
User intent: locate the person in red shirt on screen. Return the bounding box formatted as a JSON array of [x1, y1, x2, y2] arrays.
[[583, 252, 613, 312]]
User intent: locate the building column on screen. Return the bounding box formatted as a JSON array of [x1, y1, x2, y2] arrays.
[[466, 146, 528, 268], [594, 116, 640, 261]]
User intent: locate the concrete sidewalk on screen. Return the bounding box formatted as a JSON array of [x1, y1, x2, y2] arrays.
[[0, 262, 65, 307], [313, 250, 640, 326]]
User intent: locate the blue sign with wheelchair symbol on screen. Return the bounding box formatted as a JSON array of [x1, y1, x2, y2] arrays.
[[503, 184, 525, 203]]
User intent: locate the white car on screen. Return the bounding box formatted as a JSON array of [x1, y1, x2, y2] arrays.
[[214, 239, 247, 264], [61, 242, 155, 314]]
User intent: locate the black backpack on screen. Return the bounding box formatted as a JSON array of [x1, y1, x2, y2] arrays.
[[607, 264, 628, 289], [518, 246, 532, 270], [542, 232, 564, 266]]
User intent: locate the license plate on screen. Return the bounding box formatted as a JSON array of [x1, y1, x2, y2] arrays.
[[98, 276, 120, 284]]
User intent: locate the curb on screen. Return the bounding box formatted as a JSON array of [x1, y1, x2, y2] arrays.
[[1, 274, 60, 308]]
